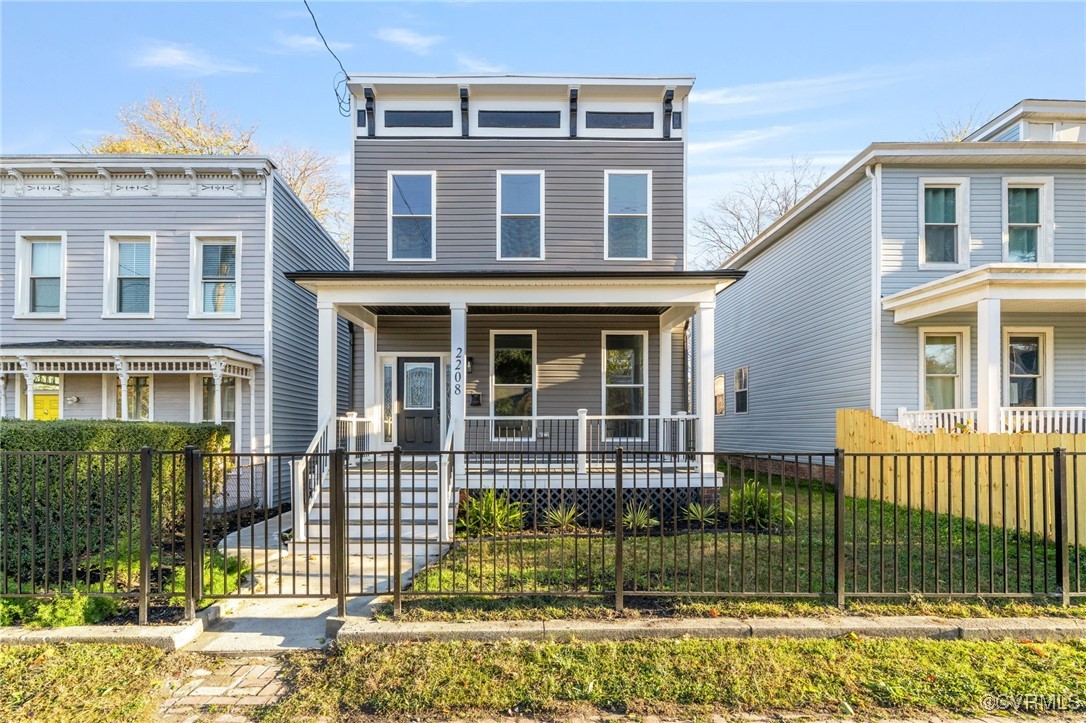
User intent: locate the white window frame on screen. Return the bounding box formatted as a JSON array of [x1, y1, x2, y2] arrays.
[[601, 330, 650, 441], [469, 99, 568, 138], [918, 177, 970, 271], [189, 375, 238, 423], [102, 231, 155, 319], [917, 326, 971, 410], [386, 170, 437, 262], [107, 374, 155, 421], [604, 170, 653, 261], [733, 367, 748, 415], [714, 374, 726, 416], [496, 170, 545, 261], [189, 232, 242, 319], [1002, 326, 1054, 408], [578, 100, 661, 139], [489, 329, 537, 442], [14, 231, 67, 319], [1002, 176, 1054, 263]]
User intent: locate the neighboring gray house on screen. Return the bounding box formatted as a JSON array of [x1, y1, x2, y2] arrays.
[[0, 155, 350, 501], [715, 99, 1086, 452], [288, 74, 743, 471]]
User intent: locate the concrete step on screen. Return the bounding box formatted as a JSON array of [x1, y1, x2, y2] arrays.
[[305, 521, 443, 540], [313, 489, 445, 506], [290, 539, 448, 557], [308, 502, 451, 520]]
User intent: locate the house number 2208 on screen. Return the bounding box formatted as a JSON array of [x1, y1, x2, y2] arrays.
[[453, 347, 464, 395]]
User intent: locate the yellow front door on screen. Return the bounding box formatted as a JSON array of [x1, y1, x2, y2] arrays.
[[33, 395, 59, 421]]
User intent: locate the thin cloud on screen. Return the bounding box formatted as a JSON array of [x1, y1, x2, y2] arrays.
[[688, 126, 795, 155], [132, 42, 255, 75], [375, 27, 442, 55], [275, 32, 352, 53], [456, 54, 505, 73]]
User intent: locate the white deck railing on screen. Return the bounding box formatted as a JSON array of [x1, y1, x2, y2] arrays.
[[897, 406, 1086, 434], [463, 412, 699, 453]]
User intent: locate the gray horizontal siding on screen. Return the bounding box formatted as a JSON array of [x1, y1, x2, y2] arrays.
[[715, 178, 873, 452], [353, 139, 684, 271]]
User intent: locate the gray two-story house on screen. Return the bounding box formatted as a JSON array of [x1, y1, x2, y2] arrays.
[[714, 99, 1086, 452], [0, 155, 350, 500], [289, 74, 743, 473]]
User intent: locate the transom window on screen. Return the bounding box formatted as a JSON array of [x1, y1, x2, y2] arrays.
[[498, 172, 544, 259], [734, 367, 748, 414], [116, 376, 151, 421], [923, 333, 962, 409], [193, 235, 239, 316], [389, 172, 435, 260], [200, 377, 236, 423], [18, 234, 65, 316], [604, 333, 647, 439], [107, 235, 152, 316], [605, 171, 651, 260], [492, 332, 535, 439]]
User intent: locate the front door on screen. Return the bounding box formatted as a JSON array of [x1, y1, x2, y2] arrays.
[[397, 357, 441, 451]]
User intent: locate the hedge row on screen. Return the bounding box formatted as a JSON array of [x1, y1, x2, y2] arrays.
[[0, 419, 230, 453]]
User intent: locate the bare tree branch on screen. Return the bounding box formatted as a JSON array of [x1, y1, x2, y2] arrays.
[[922, 104, 992, 142]]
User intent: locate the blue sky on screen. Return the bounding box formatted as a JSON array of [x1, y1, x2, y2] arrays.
[[3, 1, 1084, 228]]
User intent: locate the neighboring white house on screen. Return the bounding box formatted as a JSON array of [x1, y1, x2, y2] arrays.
[[714, 99, 1086, 452]]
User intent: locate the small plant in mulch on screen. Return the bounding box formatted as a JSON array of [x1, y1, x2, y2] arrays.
[[457, 490, 525, 536], [681, 501, 718, 526], [722, 480, 795, 532], [541, 503, 581, 533], [621, 500, 659, 531]]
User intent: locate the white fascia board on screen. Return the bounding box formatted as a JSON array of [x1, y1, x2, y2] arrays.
[[0, 155, 276, 175], [1, 346, 264, 364], [966, 99, 1086, 141]]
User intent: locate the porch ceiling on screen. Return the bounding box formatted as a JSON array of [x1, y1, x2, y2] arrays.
[[363, 304, 671, 316]]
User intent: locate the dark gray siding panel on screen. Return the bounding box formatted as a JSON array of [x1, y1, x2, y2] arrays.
[[354, 139, 684, 271], [269, 176, 350, 502], [715, 179, 873, 452]]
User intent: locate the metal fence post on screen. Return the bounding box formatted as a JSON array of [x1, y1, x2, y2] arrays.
[[1053, 447, 1070, 607], [834, 448, 846, 608], [139, 446, 153, 625], [392, 446, 403, 617], [182, 446, 197, 621], [331, 447, 348, 617], [191, 449, 205, 606], [614, 447, 624, 613]]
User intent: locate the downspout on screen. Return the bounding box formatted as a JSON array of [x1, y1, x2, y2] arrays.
[[866, 163, 883, 418]]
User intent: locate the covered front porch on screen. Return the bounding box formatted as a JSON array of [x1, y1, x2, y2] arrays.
[[883, 263, 1086, 434], [291, 271, 742, 475]]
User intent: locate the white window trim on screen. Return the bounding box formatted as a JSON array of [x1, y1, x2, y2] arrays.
[[386, 170, 437, 262], [489, 329, 537, 442], [469, 99, 569, 138], [105, 373, 155, 421], [14, 231, 67, 319], [733, 367, 748, 415], [189, 375, 238, 424], [714, 373, 726, 416], [918, 177, 970, 271], [601, 330, 650, 441], [102, 231, 156, 319], [189, 232, 242, 319], [1002, 326, 1055, 408], [603, 170, 653, 261], [917, 326, 971, 410], [496, 170, 545, 261], [578, 100, 662, 139], [1002, 176, 1054, 263]]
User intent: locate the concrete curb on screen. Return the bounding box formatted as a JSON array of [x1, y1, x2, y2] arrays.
[[332, 615, 1086, 644], [0, 598, 241, 651]]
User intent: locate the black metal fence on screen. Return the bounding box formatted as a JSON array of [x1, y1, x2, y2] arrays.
[[1, 445, 1082, 621]]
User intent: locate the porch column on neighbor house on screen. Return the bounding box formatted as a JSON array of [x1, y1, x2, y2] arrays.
[[18, 358, 34, 420], [114, 356, 129, 421], [249, 375, 257, 453], [450, 302, 468, 458], [0, 374, 7, 418], [695, 301, 716, 472], [317, 302, 338, 437], [977, 298, 1002, 433], [361, 323, 378, 447], [658, 324, 673, 450]]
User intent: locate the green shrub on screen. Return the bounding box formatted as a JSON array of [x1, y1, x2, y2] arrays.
[[541, 503, 580, 532], [622, 500, 659, 531], [682, 501, 717, 525], [457, 491, 524, 537], [0, 589, 120, 628], [723, 481, 795, 531], [0, 418, 229, 452]]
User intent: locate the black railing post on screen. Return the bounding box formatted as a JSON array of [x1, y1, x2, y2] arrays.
[[614, 447, 624, 613], [139, 446, 153, 625], [1054, 447, 1070, 607], [191, 449, 205, 606], [392, 446, 403, 617], [834, 448, 846, 608], [331, 447, 348, 617], [182, 446, 197, 620]]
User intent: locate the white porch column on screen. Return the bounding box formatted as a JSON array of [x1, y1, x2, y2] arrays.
[[0, 374, 6, 417], [362, 323, 378, 447], [317, 302, 339, 449], [249, 375, 257, 453], [114, 356, 129, 421], [209, 356, 225, 426], [658, 324, 673, 450], [695, 301, 716, 473], [449, 303, 467, 460], [18, 357, 34, 420], [977, 298, 1001, 433]]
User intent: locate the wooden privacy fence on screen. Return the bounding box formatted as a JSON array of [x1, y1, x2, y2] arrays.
[[837, 410, 1086, 543]]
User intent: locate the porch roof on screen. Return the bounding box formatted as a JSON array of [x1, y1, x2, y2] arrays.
[[881, 263, 1086, 323], [1, 340, 262, 379]]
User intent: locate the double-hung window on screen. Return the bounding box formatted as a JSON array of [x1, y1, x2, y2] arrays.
[[714, 375, 726, 415], [116, 376, 151, 421], [605, 171, 651, 259], [389, 172, 435, 260], [105, 233, 153, 317], [491, 332, 535, 439], [16, 233, 66, 317], [603, 332, 647, 439], [733, 367, 748, 414], [919, 178, 968, 269], [200, 377, 237, 423], [1004, 178, 1053, 262], [1003, 328, 1052, 408], [192, 234, 240, 317], [497, 171, 544, 259], [920, 329, 969, 410]]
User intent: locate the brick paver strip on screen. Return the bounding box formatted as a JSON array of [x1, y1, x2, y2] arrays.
[[159, 655, 290, 720]]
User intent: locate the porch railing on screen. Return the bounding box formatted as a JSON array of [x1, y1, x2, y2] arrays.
[[335, 413, 372, 453], [463, 412, 699, 457], [898, 407, 1086, 434], [897, 408, 977, 433]]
